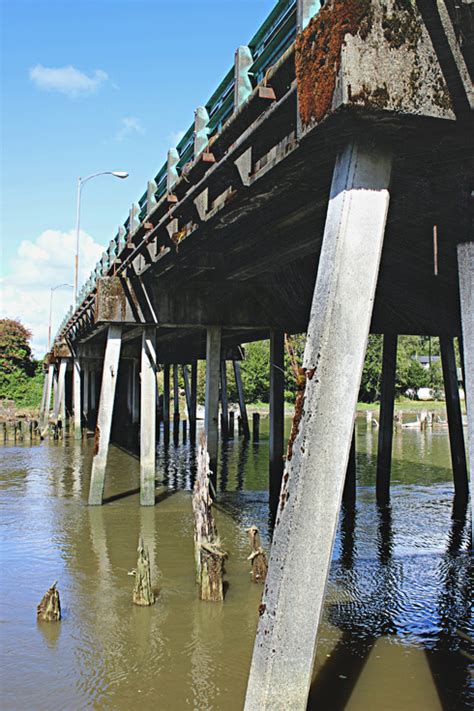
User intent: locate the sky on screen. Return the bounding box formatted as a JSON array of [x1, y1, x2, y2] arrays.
[[0, 0, 277, 355]]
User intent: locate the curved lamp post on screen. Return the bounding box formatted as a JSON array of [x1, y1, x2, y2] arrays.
[[48, 283, 73, 352], [74, 171, 129, 305]]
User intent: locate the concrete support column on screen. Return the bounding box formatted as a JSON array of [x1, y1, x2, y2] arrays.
[[457, 242, 473, 536], [53, 359, 67, 423], [191, 360, 198, 442], [73, 358, 82, 439], [90, 370, 97, 415], [173, 364, 180, 445], [269, 331, 285, 527], [205, 327, 222, 480], [140, 327, 157, 505], [89, 325, 122, 505], [83, 366, 89, 429], [220, 360, 229, 438], [40, 364, 55, 428], [376, 333, 398, 506], [52, 370, 59, 417], [132, 361, 139, 424], [440, 336, 468, 501], [244, 140, 392, 711], [233, 360, 250, 439], [163, 363, 170, 442]]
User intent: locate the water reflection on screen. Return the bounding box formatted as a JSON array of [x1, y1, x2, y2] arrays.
[[0, 420, 472, 710]]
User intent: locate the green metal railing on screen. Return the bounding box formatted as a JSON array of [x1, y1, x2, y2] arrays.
[[70, 0, 321, 325]]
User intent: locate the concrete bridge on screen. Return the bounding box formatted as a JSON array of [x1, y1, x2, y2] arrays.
[[41, 0, 472, 707]]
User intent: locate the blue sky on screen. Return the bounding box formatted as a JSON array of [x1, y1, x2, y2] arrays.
[[1, 0, 276, 353]]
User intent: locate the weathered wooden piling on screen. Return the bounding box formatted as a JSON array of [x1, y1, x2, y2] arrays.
[[440, 336, 468, 501], [132, 536, 155, 606], [247, 526, 268, 584], [376, 333, 398, 506], [252, 413, 260, 442], [205, 327, 221, 478], [37, 582, 61, 621], [192, 434, 226, 601]]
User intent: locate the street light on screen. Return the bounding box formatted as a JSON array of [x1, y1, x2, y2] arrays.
[[73, 171, 129, 305], [48, 284, 73, 351]]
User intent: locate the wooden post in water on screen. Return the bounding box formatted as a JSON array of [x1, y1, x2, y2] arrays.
[[252, 413, 260, 442], [440, 336, 468, 501], [376, 333, 398, 506], [233, 360, 250, 439], [132, 536, 155, 606], [192, 434, 227, 601], [457, 242, 473, 538], [37, 582, 61, 621], [244, 141, 393, 710], [88, 325, 122, 505], [247, 526, 268, 584]]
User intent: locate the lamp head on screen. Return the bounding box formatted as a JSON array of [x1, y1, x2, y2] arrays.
[[112, 171, 129, 179]]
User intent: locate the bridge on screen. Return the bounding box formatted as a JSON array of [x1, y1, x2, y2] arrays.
[[40, 0, 472, 707]]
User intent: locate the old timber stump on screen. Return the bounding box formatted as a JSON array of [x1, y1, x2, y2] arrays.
[[132, 536, 155, 606], [247, 526, 268, 584], [192, 433, 227, 601], [37, 582, 61, 621]]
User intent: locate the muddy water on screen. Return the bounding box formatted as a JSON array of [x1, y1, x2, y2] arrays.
[[0, 419, 472, 710]]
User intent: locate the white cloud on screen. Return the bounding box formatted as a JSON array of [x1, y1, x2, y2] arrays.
[[115, 116, 145, 142], [0, 229, 103, 356], [29, 64, 108, 98], [168, 129, 186, 147]]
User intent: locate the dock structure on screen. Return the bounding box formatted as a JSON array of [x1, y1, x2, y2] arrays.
[[42, 0, 472, 707]]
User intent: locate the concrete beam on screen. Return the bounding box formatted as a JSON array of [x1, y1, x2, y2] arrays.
[[457, 241, 473, 537], [205, 326, 222, 480], [140, 327, 157, 505], [89, 325, 122, 505], [244, 140, 392, 710]]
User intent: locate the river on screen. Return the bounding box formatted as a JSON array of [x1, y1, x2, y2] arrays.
[[0, 417, 472, 710]]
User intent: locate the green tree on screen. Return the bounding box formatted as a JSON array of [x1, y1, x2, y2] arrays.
[[0, 319, 43, 408], [359, 334, 383, 402]]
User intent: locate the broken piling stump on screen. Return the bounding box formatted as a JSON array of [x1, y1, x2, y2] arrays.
[[132, 535, 155, 606], [247, 526, 268, 584], [37, 582, 61, 621], [192, 433, 227, 601]]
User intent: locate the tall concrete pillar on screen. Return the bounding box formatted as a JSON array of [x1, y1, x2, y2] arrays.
[[140, 327, 157, 505], [52, 369, 59, 417], [376, 333, 398, 505], [233, 360, 250, 438], [440, 336, 468, 501], [205, 326, 222, 479], [89, 325, 122, 505], [53, 359, 67, 423], [457, 242, 473, 537], [40, 363, 55, 428], [163, 363, 170, 442], [90, 370, 97, 415], [220, 360, 229, 438], [269, 331, 285, 527], [73, 358, 82, 439], [132, 360, 139, 424], [244, 140, 392, 710], [83, 366, 89, 428]]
